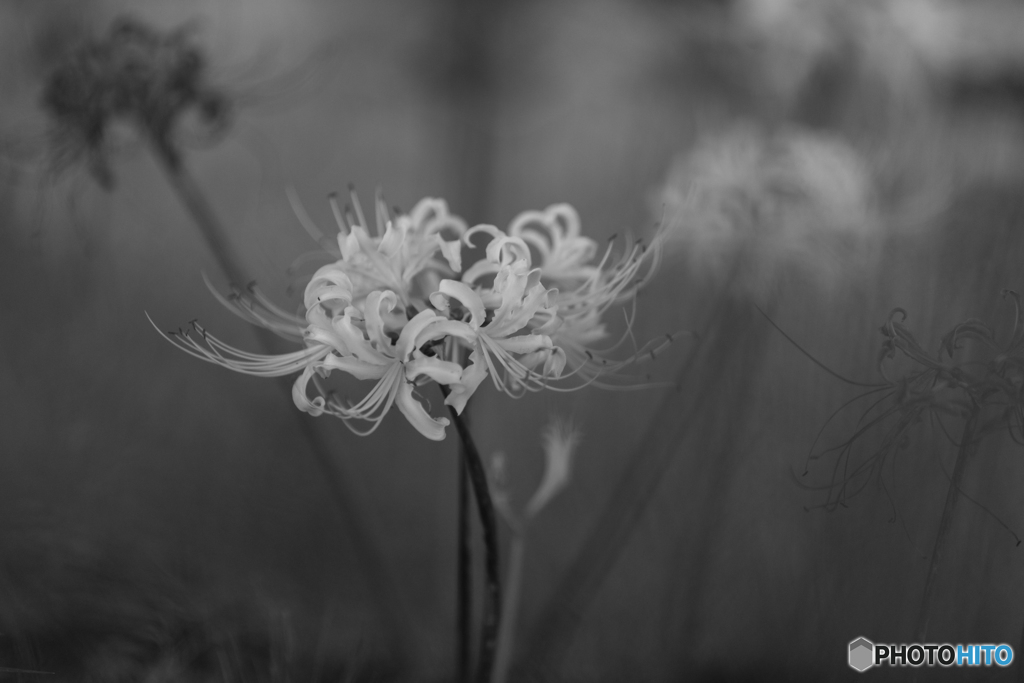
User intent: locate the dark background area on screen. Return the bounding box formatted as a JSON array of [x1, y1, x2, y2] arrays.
[[2, 0, 1024, 680]]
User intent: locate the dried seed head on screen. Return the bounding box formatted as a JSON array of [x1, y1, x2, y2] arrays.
[[40, 15, 231, 187]]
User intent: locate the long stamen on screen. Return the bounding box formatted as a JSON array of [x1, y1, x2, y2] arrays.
[[375, 187, 390, 236], [350, 183, 369, 233], [287, 187, 336, 254], [329, 192, 349, 239]]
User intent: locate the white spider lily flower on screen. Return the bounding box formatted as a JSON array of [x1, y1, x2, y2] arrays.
[[455, 205, 670, 390], [290, 189, 467, 309], [295, 290, 477, 441], [431, 259, 565, 406], [156, 191, 676, 443]]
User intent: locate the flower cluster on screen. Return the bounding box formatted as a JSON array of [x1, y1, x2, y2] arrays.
[[157, 192, 668, 441], [42, 16, 229, 187]]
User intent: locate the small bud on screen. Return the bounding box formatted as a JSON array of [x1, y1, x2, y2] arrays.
[[525, 417, 581, 518]]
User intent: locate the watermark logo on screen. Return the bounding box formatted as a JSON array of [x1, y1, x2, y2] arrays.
[[849, 638, 874, 672], [848, 637, 1014, 671]]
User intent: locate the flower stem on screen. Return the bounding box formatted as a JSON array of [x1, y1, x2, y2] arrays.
[[521, 291, 759, 672], [145, 137, 410, 662], [458, 423, 472, 683], [441, 387, 501, 683], [493, 532, 526, 683], [147, 139, 250, 287], [915, 408, 978, 643]]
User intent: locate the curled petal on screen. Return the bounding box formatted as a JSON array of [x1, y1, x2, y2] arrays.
[[304, 264, 355, 311], [510, 204, 581, 240], [464, 224, 531, 266], [319, 353, 390, 381], [430, 280, 487, 328], [509, 204, 600, 284], [444, 350, 489, 414], [292, 366, 327, 416], [378, 215, 408, 257], [545, 347, 567, 377], [334, 309, 389, 365], [364, 290, 400, 351], [406, 356, 464, 386], [411, 198, 468, 237], [396, 309, 448, 359], [464, 224, 505, 248], [461, 258, 502, 286], [414, 318, 478, 348], [488, 266, 552, 338], [304, 306, 352, 355], [439, 237, 462, 272], [395, 380, 450, 441], [497, 333, 553, 355], [486, 234, 531, 266]]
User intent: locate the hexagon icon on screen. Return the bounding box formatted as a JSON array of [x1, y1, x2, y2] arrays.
[[849, 637, 874, 672]]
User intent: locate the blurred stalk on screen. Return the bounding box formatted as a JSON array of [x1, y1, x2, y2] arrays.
[[519, 260, 771, 674], [443, 388, 501, 683], [436, 1, 506, 675], [439, 0, 505, 226], [145, 136, 411, 663], [915, 409, 978, 644], [493, 532, 526, 683], [667, 297, 775, 661]]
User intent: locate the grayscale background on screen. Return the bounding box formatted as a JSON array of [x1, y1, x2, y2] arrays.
[[2, 0, 1024, 680]]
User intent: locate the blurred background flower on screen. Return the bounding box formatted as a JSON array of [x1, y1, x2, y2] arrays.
[[659, 123, 880, 302]]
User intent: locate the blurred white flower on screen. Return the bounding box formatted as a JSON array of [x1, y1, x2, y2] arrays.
[[525, 417, 581, 518], [735, 0, 935, 106], [659, 124, 880, 300], [489, 416, 581, 529]]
